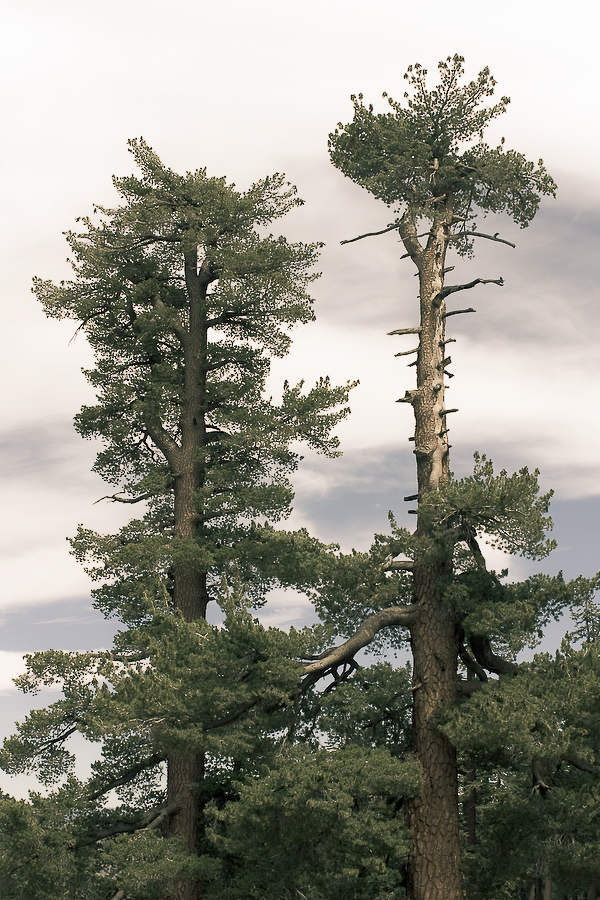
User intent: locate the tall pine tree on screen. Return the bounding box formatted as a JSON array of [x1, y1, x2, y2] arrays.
[[321, 54, 561, 900], [3, 140, 354, 900]]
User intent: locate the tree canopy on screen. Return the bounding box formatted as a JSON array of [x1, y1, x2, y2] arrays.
[[329, 54, 556, 248]]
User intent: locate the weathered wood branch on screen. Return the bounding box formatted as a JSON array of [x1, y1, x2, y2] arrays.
[[442, 308, 475, 319], [151, 294, 187, 344], [399, 232, 432, 259], [384, 560, 415, 571], [398, 204, 428, 259], [441, 277, 504, 298], [397, 390, 420, 404], [340, 223, 400, 245], [388, 326, 423, 336], [395, 347, 420, 357], [142, 420, 181, 470], [450, 231, 516, 249]]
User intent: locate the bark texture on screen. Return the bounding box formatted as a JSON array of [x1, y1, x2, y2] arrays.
[[161, 252, 214, 900], [400, 201, 463, 900]]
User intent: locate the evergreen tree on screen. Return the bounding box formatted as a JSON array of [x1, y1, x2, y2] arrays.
[[312, 54, 566, 900], [0, 140, 355, 900]]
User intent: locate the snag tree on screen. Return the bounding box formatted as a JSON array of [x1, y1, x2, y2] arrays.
[[325, 55, 559, 900]]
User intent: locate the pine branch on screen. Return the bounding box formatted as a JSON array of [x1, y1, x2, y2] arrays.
[[340, 223, 399, 244], [302, 605, 420, 681], [87, 752, 166, 801], [94, 491, 155, 505], [469, 635, 519, 676], [449, 231, 516, 248], [458, 641, 488, 682], [442, 308, 475, 319], [37, 724, 79, 753], [78, 801, 179, 847], [388, 326, 422, 335], [440, 277, 504, 298]]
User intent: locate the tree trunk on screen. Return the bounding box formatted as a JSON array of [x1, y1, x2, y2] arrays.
[[406, 562, 461, 900], [401, 204, 463, 900], [162, 253, 212, 900], [164, 751, 205, 900]]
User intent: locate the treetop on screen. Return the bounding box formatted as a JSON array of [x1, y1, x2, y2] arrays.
[[329, 54, 556, 239]]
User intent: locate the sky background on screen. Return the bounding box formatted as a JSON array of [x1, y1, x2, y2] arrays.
[[1, 0, 599, 796]]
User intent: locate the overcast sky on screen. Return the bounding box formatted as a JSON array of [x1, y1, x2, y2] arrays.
[[1, 0, 599, 796]]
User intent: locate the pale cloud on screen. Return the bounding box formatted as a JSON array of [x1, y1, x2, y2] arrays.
[[0, 652, 27, 695]]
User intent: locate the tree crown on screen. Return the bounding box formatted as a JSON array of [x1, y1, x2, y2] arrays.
[[328, 55, 556, 241]]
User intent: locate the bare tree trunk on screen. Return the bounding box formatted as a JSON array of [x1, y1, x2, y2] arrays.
[[406, 562, 461, 900], [400, 204, 463, 900]]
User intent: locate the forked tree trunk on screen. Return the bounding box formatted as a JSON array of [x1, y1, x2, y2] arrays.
[[399, 203, 463, 900]]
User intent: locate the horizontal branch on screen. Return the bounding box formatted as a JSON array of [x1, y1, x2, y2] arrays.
[[94, 491, 155, 506], [456, 679, 485, 695], [388, 326, 422, 336], [450, 231, 516, 249], [340, 223, 399, 245], [395, 347, 420, 357], [441, 277, 504, 299], [565, 754, 596, 774], [397, 390, 419, 404], [79, 801, 179, 847], [442, 308, 475, 319], [302, 605, 420, 680]]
